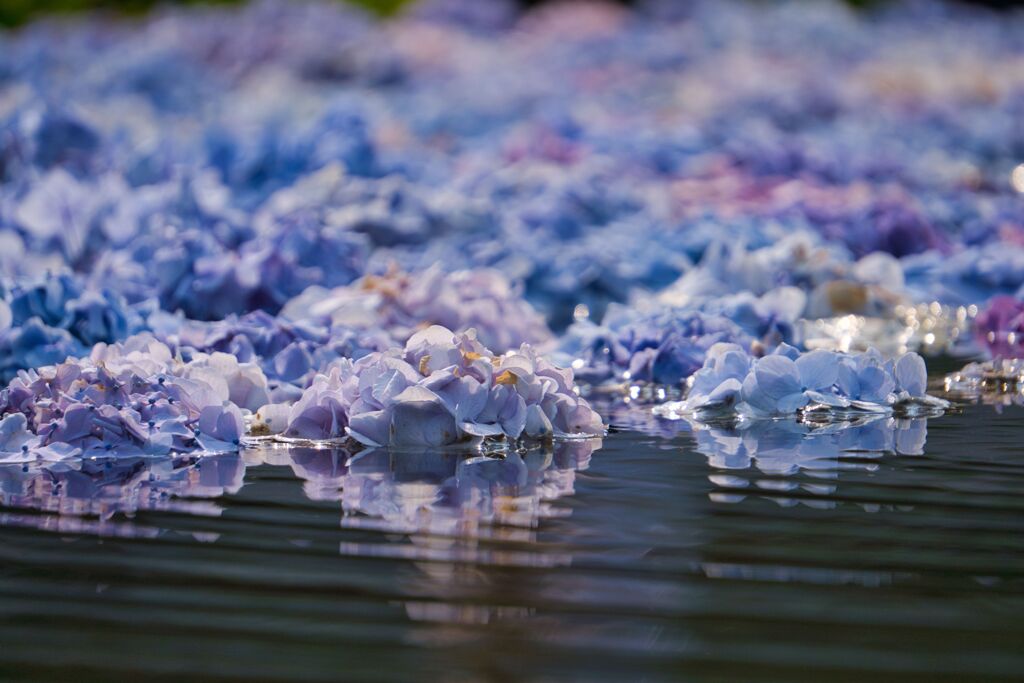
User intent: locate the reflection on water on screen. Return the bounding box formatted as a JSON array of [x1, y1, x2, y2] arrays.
[[691, 415, 928, 474], [0, 405, 1021, 682], [607, 402, 933, 508], [0, 438, 598, 546], [248, 438, 598, 534], [692, 416, 929, 508], [0, 453, 244, 536]]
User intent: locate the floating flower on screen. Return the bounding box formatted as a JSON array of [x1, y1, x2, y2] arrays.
[[281, 365, 350, 441], [278, 325, 603, 448], [662, 345, 941, 420], [0, 335, 266, 457], [555, 305, 755, 388]]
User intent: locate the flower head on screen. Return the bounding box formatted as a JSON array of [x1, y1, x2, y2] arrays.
[[280, 325, 603, 448]]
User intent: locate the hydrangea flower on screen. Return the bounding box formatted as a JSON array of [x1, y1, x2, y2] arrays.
[[0, 334, 268, 457], [182, 352, 271, 412], [974, 295, 1024, 359], [13, 169, 120, 263], [0, 271, 146, 362], [681, 343, 755, 414], [665, 344, 940, 419], [904, 244, 1024, 306], [282, 265, 552, 354], [555, 305, 754, 388], [146, 309, 392, 401], [277, 325, 603, 448], [278, 365, 349, 441]]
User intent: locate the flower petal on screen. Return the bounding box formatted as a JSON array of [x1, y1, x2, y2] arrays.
[[894, 353, 927, 397], [753, 355, 802, 399], [795, 350, 839, 391]]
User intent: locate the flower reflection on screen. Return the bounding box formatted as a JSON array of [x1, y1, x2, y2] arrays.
[[249, 439, 599, 626], [602, 401, 693, 440], [693, 415, 927, 474], [268, 438, 600, 539], [691, 415, 928, 508], [0, 453, 245, 536]]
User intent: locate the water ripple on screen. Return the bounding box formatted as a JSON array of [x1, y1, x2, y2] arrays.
[[0, 404, 1020, 682]]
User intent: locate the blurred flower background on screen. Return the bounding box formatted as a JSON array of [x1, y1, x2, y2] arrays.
[[1, 0, 1024, 456]]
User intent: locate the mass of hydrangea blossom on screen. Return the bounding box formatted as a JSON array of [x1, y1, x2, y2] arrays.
[[255, 325, 603, 447], [0, 335, 267, 458], [656, 342, 945, 420], [974, 296, 1024, 359], [0, 0, 1023, 458], [281, 264, 552, 353]]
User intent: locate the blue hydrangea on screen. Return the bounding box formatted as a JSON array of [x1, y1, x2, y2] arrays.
[[0, 335, 269, 457], [670, 344, 941, 419], [262, 325, 603, 447]]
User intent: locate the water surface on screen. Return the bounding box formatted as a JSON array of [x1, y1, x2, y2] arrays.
[[0, 399, 1022, 682]]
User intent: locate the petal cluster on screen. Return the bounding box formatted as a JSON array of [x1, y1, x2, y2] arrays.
[[668, 344, 939, 419], [282, 265, 552, 354], [270, 325, 603, 447], [974, 295, 1024, 360], [0, 335, 268, 457]]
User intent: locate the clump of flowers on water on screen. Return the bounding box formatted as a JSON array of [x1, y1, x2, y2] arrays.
[[0, 335, 268, 460], [655, 343, 946, 422], [255, 325, 604, 448]]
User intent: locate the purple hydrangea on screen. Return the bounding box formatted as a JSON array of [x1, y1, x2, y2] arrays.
[[271, 325, 603, 448], [974, 295, 1024, 359], [0, 334, 268, 457], [282, 265, 552, 354], [152, 309, 394, 389], [556, 305, 755, 388]]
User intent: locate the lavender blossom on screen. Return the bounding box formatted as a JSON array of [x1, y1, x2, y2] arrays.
[[282, 265, 552, 353], [280, 325, 603, 447], [974, 295, 1024, 359], [0, 335, 268, 457]]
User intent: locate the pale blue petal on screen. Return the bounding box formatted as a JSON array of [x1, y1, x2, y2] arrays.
[[795, 350, 839, 391], [753, 355, 802, 399], [894, 353, 927, 397], [776, 391, 810, 414]]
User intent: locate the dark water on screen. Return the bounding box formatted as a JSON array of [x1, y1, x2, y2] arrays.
[[0, 398, 1022, 682]]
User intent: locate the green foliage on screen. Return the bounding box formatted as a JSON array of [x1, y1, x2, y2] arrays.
[[0, 0, 410, 28]]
